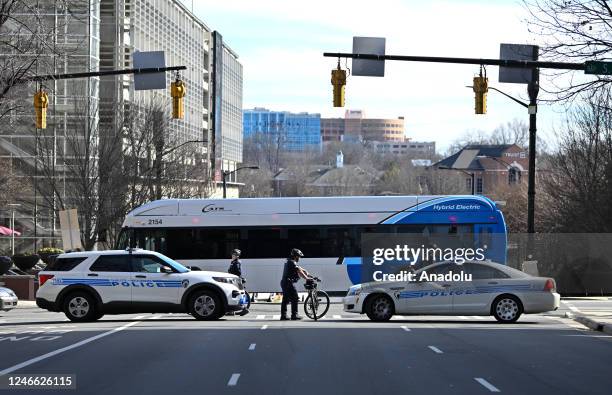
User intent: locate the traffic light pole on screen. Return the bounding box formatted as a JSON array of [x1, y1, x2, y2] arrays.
[[323, 52, 596, 237], [13, 66, 187, 84]]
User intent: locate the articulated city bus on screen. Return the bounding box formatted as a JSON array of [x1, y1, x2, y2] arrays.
[[116, 195, 507, 292]]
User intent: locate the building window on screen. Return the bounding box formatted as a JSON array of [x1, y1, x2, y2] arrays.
[[476, 177, 483, 194], [508, 167, 520, 184], [466, 177, 472, 192]]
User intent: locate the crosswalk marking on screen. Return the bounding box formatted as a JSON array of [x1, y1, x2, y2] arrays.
[[333, 315, 342, 319], [256, 315, 265, 320]]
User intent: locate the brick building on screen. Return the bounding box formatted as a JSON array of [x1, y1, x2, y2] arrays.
[[432, 144, 528, 195]]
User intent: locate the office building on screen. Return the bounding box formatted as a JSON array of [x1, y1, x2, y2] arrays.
[[321, 110, 405, 143], [243, 108, 321, 152]]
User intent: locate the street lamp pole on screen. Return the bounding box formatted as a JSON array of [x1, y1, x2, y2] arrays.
[[7, 203, 21, 256], [222, 165, 259, 199]]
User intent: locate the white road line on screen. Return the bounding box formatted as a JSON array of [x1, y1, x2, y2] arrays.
[[472, 316, 485, 320], [475, 378, 500, 392], [256, 315, 265, 320], [561, 301, 580, 312], [261, 325, 268, 330], [248, 343, 256, 351], [148, 315, 164, 320], [400, 326, 411, 332], [457, 316, 469, 320], [272, 315, 280, 320], [428, 346, 443, 354], [227, 373, 240, 386], [333, 315, 342, 319], [133, 315, 146, 320], [0, 320, 141, 375]]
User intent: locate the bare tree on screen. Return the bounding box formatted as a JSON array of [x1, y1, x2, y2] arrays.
[[524, 0, 612, 101], [540, 87, 612, 232]]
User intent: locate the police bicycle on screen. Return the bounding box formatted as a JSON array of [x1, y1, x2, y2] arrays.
[[303, 277, 330, 321]]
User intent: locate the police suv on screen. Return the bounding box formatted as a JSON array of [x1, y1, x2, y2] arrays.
[[36, 249, 248, 322]]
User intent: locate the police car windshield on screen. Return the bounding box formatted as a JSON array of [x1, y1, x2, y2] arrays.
[[157, 254, 189, 273]]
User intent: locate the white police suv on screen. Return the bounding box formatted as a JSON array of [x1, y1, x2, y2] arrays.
[[36, 249, 248, 322]]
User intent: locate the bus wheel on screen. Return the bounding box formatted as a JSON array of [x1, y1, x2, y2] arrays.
[[365, 294, 394, 322]]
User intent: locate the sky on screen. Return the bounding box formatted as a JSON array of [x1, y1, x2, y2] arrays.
[[186, 0, 573, 152]]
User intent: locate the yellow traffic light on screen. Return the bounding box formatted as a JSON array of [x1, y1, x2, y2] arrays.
[[473, 72, 488, 115], [170, 79, 186, 119], [331, 63, 346, 107], [34, 89, 49, 129]]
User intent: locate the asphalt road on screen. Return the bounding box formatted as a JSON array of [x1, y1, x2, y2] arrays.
[[1, 300, 611, 395]]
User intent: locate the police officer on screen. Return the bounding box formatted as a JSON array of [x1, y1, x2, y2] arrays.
[[228, 249, 242, 277], [280, 248, 312, 320], [228, 249, 249, 316]]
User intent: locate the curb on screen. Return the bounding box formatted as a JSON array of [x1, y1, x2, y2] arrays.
[[565, 312, 612, 335]]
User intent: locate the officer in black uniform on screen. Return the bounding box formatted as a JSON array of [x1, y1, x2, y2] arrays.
[[228, 249, 249, 316], [280, 248, 312, 320], [228, 249, 242, 277]]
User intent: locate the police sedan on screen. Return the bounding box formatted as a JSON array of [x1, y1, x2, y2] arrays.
[[343, 260, 560, 322]]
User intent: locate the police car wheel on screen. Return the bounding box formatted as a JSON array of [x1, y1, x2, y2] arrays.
[[492, 295, 523, 323], [63, 292, 98, 322], [190, 290, 222, 320], [365, 294, 394, 322]]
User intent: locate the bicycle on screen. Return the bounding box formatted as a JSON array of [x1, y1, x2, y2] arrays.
[[303, 277, 330, 321]]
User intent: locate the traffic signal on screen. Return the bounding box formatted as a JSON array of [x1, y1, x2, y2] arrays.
[[331, 63, 346, 107], [170, 78, 186, 119], [473, 71, 488, 115], [34, 89, 49, 129]]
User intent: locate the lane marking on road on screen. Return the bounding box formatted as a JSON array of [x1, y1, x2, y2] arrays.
[[227, 373, 240, 386], [333, 315, 342, 319], [248, 343, 256, 351], [0, 320, 141, 375], [474, 378, 500, 392], [148, 315, 164, 320], [400, 326, 411, 332], [428, 346, 443, 354], [261, 325, 268, 330], [471, 316, 485, 320], [272, 315, 280, 320], [561, 301, 580, 312], [457, 316, 469, 320], [256, 315, 265, 320], [134, 315, 146, 320]]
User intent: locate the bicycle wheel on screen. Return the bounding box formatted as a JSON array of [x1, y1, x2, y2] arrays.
[[304, 291, 330, 320]]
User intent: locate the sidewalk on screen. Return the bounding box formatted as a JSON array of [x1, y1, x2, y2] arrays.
[[566, 312, 612, 335], [15, 300, 37, 309]]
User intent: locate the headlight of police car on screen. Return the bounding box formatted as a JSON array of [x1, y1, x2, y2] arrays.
[[213, 277, 237, 285], [347, 284, 362, 296]]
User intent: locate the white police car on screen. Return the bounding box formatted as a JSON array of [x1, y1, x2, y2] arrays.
[[344, 260, 560, 323], [36, 249, 248, 322]]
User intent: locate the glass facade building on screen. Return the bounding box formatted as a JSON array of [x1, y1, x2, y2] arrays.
[[243, 108, 321, 152]]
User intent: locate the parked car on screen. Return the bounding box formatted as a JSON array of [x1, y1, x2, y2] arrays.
[[0, 286, 18, 311]]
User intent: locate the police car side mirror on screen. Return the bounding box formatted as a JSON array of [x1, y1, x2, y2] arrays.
[[160, 266, 173, 274]]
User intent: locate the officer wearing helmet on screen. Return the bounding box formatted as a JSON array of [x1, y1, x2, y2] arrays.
[[228, 249, 242, 277], [227, 249, 250, 316], [280, 248, 312, 320]]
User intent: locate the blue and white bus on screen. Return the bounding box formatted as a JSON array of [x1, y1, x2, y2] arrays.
[[117, 195, 507, 292]]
